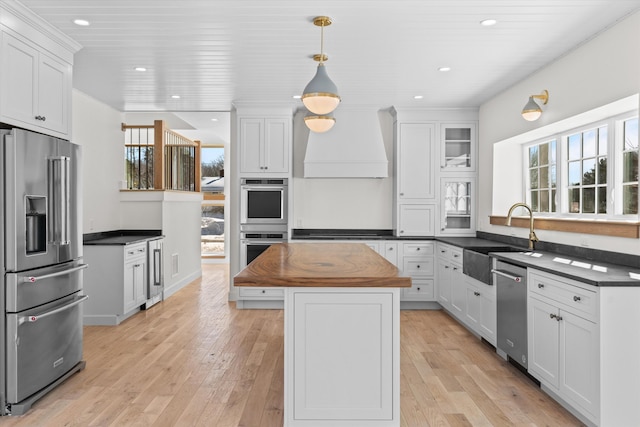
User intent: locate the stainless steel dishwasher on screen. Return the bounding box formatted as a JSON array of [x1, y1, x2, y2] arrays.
[[492, 259, 528, 370]]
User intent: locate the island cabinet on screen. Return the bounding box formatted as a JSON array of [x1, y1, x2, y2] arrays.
[[527, 269, 599, 424], [0, 2, 79, 139], [234, 243, 410, 427], [238, 117, 291, 175], [82, 242, 149, 325]]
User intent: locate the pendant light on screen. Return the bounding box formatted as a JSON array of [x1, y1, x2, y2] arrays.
[[302, 16, 340, 116], [304, 112, 336, 133]]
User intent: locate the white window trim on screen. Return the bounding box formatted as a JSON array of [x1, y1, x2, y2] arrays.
[[522, 111, 638, 221]]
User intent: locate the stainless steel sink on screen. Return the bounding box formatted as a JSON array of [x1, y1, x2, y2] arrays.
[[462, 246, 525, 285]]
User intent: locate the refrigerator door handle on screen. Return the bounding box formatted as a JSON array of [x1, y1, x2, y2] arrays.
[[18, 295, 88, 326], [48, 156, 71, 245], [23, 263, 88, 283], [153, 248, 162, 286]]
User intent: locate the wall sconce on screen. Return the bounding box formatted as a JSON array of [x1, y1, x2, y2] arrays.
[[521, 90, 549, 121], [304, 113, 336, 133]]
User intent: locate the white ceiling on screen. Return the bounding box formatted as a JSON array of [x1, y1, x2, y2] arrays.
[[17, 0, 640, 116]]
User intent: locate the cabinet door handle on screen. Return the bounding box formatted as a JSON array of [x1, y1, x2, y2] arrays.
[[452, 267, 458, 271], [549, 313, 556, 319], [453, 254, 459, 258], [35, 115, 46, 121], [400, 230, 405, 234], [538, 283, 544, 289], [261, 290, 266, 294], [444, 265, 449, 269], [134, 264, 141, 268], [573, 295, 581, 302], [416, 265, 421, 269], [400, 193, 404, 196], [556, 315, 563, 321], [416, 287, 421, 291], [474, 291, 480, 296], [416, 247, 421, 251], [388, 247, 393, 251]]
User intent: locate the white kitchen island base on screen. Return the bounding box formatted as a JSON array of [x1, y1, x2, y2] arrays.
[[284, 287, 400, 427]]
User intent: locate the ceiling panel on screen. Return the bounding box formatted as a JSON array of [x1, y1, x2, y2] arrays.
[[16, 0, 640, 115]]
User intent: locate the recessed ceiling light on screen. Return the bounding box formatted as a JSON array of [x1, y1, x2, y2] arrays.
[[414, 95, 424, 100], [480, 19, 497, 26], [134, 67, 147, 72], [438, 66, 451, 72], [73, 19, 90, 26], [171, 95, 181, 99]]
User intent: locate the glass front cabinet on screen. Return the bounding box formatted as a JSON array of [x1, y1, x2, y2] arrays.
[[440, 177, 476, 235], [440, 123, 476, 172]]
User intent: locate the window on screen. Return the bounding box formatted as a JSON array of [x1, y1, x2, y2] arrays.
[[524, 113, 638, 219], [622, 117, 638, 215], [567, 126, 607, 214], [527, 140, 556, 212], [201, 145, 225, 257]]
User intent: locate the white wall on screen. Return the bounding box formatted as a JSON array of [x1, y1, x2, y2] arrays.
[[291, 109, 395, 229], [73, 89, 202, 294], [72, 89, 124, 233], [478, 11, 640, 254]]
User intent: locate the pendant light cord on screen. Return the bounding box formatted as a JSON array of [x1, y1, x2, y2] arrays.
[[320, 22, 325, 64]]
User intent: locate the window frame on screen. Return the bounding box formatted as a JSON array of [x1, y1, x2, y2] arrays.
[[522, 111, 638, 221]]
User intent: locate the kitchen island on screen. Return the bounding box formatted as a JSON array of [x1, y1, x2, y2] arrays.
[[234, 243, 411, 427]]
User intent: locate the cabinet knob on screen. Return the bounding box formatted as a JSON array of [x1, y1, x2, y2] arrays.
[[388, 247, 393, 251], [573, 295, 581, 302], [444, 265, 449, 269], [416, 265, 421, 269], [400, 230, 404, 234], [453, 267, 458, 271], [416, 247, 420, 251], [538, 283, 544, 289], [474, 291, 480, 296], [261, 290, 266, 294], [453, 254, 459, 258], [400, 193, 404, 196], [417, 287, 421, 291]]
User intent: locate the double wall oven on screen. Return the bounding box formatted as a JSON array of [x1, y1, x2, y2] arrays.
[[240, 178, 288, 268], [1, 129, 87, 415]]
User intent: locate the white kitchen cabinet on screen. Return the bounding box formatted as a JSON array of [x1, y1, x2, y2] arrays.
[[439, 123, 477, 172], [380, 242, 398, 266], [439, 177, 476, 236], [528, 269, 599, 423], [285, 287, 400, 426], [239, 117, 291, 175], [464, 277, 496, 345], [396, 122, 436, 200], [435, 243, 462, 309], [82, 241, 151, 325], [400, 241, 436, 302], [396, 203, 436, 237], [449, 261, 465, 317], [0, 31, 73, 138], [123, 245, 148, 314]]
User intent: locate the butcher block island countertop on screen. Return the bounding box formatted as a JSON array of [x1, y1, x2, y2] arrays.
[[234, 242, 409, 427], [234, 242, 411, 288]]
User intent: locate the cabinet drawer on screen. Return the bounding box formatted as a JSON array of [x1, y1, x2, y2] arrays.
[[238, 287, 285, 299], [402, 242, 434, 256], [529, 271, 597, 318], [436, 244, 462, 262], [402, 258, 434, 276], [125, 243, 146, 260], [403, 279, 434, 300]]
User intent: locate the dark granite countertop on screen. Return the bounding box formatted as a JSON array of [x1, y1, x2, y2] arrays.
[[291, 229, 434, 241], [83, 230, 163, 246], [492, 251, 640, 287]]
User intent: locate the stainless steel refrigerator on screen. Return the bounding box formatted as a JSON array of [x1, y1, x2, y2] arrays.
[[1, 128, 87, 416]]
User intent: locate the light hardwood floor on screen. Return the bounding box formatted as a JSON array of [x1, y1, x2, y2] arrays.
[[3, 264, 583, 426]]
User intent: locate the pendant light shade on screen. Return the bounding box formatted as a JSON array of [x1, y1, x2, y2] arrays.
[[302, 16, 340, 117], [304, 113, 336, 133], [302, 63, 340, 115]]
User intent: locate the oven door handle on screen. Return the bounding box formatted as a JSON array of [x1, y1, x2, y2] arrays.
[[18, 295, 88, 326], [23, 263, 88, 283], [491, 269, 522, 282]]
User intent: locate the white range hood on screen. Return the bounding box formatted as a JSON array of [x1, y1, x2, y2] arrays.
[[304, 109, 389, 178]]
